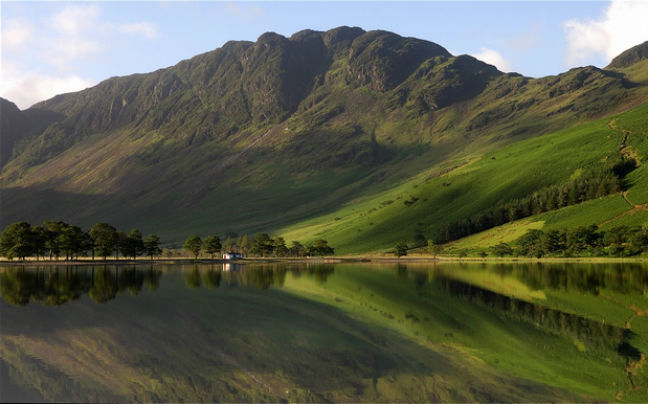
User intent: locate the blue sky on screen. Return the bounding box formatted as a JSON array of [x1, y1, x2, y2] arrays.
[[2, 1, 647, 109]]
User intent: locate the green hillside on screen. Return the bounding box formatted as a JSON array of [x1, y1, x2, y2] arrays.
[[1, 28, 647, 252], [281, 102, 648, 253]]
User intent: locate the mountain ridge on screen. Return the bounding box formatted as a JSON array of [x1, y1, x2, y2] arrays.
[[607, 40, 648, 69], [2, 27, 647, 250]]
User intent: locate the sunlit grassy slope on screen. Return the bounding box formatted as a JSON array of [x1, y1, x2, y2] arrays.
[[279, 102, 648, 253]]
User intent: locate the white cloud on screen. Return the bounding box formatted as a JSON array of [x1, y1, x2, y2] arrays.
[[563, 0, 648, 66], [2, 19, 33, 49], [472, 47, 513, 72], [40, 4, 159, 72], [116, 22, 159, 39], [47, 37, 102, 71], [51, 4, 101, 35], [0, 63, 95, 109], [1, 4, 159, 108]]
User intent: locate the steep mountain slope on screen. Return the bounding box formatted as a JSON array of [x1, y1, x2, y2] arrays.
[[607, 40, 648, 69], [0, 98, 62, 167], [1, 27, 647, 249], [282, 102, 648, 253]]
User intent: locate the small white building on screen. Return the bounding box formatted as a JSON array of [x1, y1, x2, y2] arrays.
[[223, 252, 243, 260]]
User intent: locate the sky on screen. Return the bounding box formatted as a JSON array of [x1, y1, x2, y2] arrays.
[[1, 1, 647, 110]]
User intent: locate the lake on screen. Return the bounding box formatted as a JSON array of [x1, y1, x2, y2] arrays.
[[1, 262, 646, 402]]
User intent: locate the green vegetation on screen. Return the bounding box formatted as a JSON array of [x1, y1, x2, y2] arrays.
[[89, 223, 118, 259], [0, 220, 335, 260], [511, 225, 648, 257], [282, 102, 648, 254], [1, 220, 161, 261], [394, 242, 408, 257], [203, 235, 222, 259], [0, 222, 35, 260], [183, 235, 202, 259], [1, 30, 647, 255], [434, 159, 635, 243]]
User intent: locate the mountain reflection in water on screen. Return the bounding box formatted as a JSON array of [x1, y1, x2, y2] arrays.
[[1, 262, 647, 403]]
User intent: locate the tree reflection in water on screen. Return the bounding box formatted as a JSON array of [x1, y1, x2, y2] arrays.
[[0, 266, 163, 306], [0, 264, 336, 305], [433, 274, 642, 365]]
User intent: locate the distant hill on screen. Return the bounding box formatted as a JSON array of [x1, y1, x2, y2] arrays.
[[1, 27, 647, 251]]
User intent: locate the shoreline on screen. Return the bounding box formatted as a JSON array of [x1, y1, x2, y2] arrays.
[[0, 255, 646, 266]]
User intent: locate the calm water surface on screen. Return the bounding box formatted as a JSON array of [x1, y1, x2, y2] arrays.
[[1, 262, 647, 402]]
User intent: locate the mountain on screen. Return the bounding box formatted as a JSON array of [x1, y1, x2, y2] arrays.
[[607, 40, 648, 69], [0, 98, 62, 167], [1, 27, 647, 251]]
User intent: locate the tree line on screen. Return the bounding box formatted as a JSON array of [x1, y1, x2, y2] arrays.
[[0, 220, 335, 260], [434, 158, 637, 243], [0, 221, 162, 260], [490, 225, 648, 258], [182, 233, 334, 259]]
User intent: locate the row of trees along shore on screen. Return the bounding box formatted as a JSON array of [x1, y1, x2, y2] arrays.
[[0, 220, 335, 260], [182, 233, 334, 259], [0, 221, 162, 260]]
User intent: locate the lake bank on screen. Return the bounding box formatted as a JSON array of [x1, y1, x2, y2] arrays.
[[2, 255, 647, 266]]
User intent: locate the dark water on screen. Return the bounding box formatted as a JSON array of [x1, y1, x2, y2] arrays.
[[1, 262, 647, 402]]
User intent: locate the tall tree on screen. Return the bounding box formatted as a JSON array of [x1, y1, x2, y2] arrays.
[[428, 240, 444, 258], [308, 239, 334, 256], [289, 241, 306, 257], [42, 221, 65, 260], [89, 223, 118, 260], [143, 234, 162, 260], [273, 237, 288, 257], [238, 234, 252, 256], [115, 231, 128, 260], [490, 242, 513, 257], [184, 235, 202, 259], [60, 224, 85, 260], [31, 225, 47, 260], [223, 236, 237, 253], [252, 233, 274, 257], [394, 242, 408, 257], [81, 231, 96, 260], [204, 235, 222, 259], [0, 221, 35, 260], [124, 229, 145, 260]]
